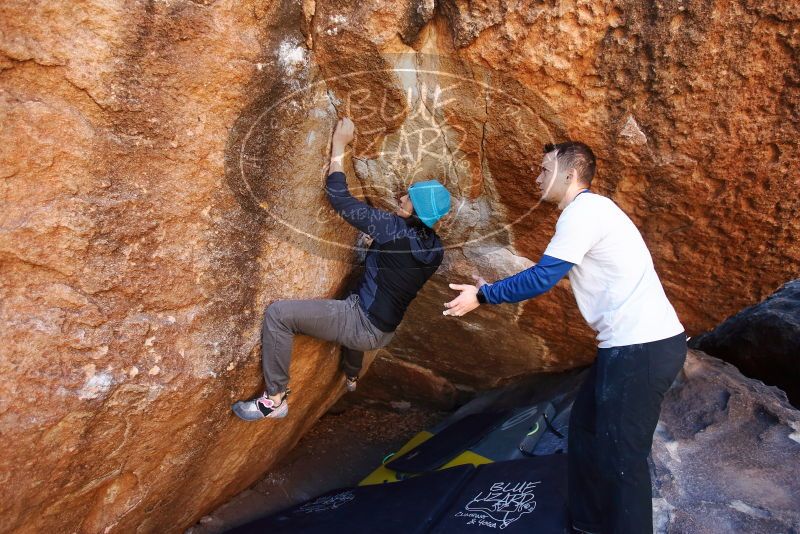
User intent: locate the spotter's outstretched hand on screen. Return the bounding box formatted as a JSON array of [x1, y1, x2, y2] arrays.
[[443, 278, 481, 317]]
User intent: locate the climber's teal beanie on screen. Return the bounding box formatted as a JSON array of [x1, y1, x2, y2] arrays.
[[408, 180, 451, 228]]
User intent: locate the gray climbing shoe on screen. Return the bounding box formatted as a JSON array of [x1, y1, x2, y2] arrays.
[[232, 391, 288, 421], [345, 374, 358, 393]]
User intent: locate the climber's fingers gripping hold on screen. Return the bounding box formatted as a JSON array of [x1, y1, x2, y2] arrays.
[[333, 117, 355, 147], [443, 283, 480, 317]]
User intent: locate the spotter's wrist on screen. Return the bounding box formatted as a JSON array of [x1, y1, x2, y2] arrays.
[[476, 287, 487, 304]]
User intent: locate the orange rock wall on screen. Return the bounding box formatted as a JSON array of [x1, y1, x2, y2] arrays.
[[1, 0, 798, 532], [0, 1, 358, 532]]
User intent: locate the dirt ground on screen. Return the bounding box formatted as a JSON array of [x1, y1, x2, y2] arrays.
[[186, 398, 446, 533]]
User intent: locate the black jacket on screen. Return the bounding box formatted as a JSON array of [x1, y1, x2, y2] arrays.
[[325, 171, 444, 332]]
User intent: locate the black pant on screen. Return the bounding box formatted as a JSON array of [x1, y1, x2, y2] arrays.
[[568, 332, 687, 534], [341, 346, 364, 378]]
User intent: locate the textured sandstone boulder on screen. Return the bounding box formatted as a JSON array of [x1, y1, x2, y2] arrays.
[[652, 350, 800, 532], [689, 279, 800, 407], [0, 1, 358, 532], [1, 0, 798, 532], [352, 348, 463, 409], [308, 0, 800, 396]]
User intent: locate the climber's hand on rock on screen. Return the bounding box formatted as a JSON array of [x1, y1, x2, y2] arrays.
[[332, 117, 355, 149], [443, 283, 479, 317], [329, 117, 354, 173]]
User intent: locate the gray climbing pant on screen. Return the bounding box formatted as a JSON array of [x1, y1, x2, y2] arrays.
[[261, 294, 394, 395]]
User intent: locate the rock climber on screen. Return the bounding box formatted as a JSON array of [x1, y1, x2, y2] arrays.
[[443, 141, 687, 534], [232, 117, 451, 421]]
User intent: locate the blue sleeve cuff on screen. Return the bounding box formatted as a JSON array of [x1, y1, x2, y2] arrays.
[[481, 254, 573, 304], [477, 287, 487, 304]]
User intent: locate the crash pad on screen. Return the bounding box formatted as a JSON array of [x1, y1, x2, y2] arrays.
[[430, 455, 569, 533]]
